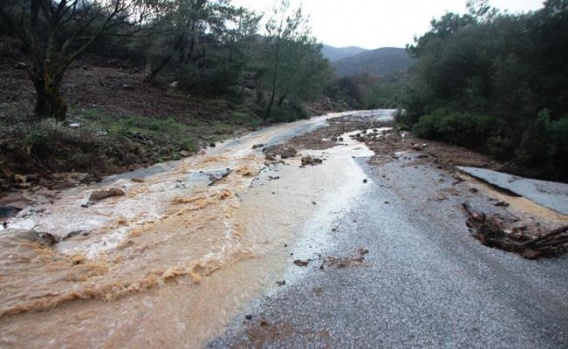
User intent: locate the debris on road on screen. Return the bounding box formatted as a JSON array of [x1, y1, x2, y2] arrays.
[[463, 202, 568, 259], [300, 156, 323, 167], [320, 248, 370, 269], [293, 259, 310, 267]]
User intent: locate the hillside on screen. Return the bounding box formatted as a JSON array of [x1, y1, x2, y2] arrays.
[[321, 45, 368, 62], [333, 47, 416, 77]]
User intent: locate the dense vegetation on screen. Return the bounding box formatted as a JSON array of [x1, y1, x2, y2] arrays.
[[1, 0, 567, 183], [401, 0, 568, 181], [332, 47, 415, 77]]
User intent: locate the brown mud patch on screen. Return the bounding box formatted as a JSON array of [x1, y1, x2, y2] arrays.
[[238, 318, 331, 349], [321, 248, 370, 269], [275, 114, 496, 170]]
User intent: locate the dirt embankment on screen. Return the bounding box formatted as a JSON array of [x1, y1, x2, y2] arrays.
[[0, 39, 258, 195]]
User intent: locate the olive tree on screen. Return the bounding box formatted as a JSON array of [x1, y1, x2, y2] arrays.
[[0, 0, 164, 120]]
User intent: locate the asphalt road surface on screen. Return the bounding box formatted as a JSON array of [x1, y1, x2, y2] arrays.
[[209, 155, 568, 348]]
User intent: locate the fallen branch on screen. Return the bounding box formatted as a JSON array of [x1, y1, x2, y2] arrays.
[[462, 202, 568, 260], [523, 225, 568, 248]]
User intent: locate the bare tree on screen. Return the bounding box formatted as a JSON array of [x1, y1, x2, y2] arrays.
[[0, 0, 164, 120]]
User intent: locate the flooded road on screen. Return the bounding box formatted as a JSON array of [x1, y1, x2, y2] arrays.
[[0, 110, 395, 348]]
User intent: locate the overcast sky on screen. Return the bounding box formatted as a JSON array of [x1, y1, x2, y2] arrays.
[[233, 0, 545, 49]]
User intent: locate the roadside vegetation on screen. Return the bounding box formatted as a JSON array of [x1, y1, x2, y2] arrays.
[[400, 0, 568, 182], [0, 0, 342, 190]]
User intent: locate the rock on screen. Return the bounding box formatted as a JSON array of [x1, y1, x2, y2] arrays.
[[169, 81, 179, 88], [89, 188, 125, 202], [280, 147, 297, 159], [363, 179, 368, 183], [495, 201, 510, 207], [69, 122, 81, 128], [252, 144, 264, 149], [265, 153, 276, 161], [179, 150, 192, 157], [293, 259, 309, 267], [338, 137, 344, 142], [245, 315, 253, 320], [331, 136, 338, 142], [301, 156, 323, 166], [95, 130, 107, 136], [17, 229, 59, 246], [435, 193, 447, 201], [13, 174, 31, 188], [411, 143, 428, 151], [0, 206, 22, 219], [208, 169, 232, 186]]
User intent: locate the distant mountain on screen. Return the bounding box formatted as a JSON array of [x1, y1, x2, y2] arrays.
[[332, 47, 416, 77], [321, 45, 368, 62]]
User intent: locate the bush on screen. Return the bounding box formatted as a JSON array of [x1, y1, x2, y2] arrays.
[[412, 108, 502, 149]]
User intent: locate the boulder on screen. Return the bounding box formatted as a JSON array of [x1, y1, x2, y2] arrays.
[[89, 188, 125, 202]]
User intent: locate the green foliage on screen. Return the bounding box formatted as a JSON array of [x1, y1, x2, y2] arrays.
[[143, 0, 261, 96], [230, 111, 263, 128], [328, 73, 410, 110], [545, 117, 568, 148], [23, 128, 47, 153], [412, 108, 501, 148], [404, 2, 568, 181], [258, 0, 333, 119]]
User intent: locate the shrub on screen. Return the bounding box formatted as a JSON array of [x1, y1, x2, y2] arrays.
[[412, 108, 502, 149]]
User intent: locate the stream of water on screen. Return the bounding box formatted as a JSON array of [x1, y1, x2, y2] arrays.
[[0, 110, 395, 348]]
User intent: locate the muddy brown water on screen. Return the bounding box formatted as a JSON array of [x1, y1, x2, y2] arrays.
[[0, 110, 395, 348]]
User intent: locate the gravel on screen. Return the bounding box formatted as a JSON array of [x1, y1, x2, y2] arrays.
[[208, 154, 568, 348]]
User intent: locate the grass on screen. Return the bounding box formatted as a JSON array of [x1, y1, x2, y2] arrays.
[[0, 97, 263, 188]]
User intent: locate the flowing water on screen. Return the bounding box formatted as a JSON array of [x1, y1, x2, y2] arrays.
[[0, 110, 395, 348]]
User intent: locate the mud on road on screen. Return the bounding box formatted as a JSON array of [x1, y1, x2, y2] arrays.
[[1, 110, 567, 349]]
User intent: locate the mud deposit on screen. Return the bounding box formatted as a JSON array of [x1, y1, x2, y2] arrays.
[[0, 110, 393, 348]]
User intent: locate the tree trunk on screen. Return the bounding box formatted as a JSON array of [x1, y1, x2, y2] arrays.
[[277, 94, 287, 107], [30, 64, 68, 121], [265, 90, 276, 120], [33, 76, 51, 117], [264, 38, 281, 121]]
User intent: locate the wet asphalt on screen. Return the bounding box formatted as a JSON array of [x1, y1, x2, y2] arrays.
[[208, 155, 568, 348]]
